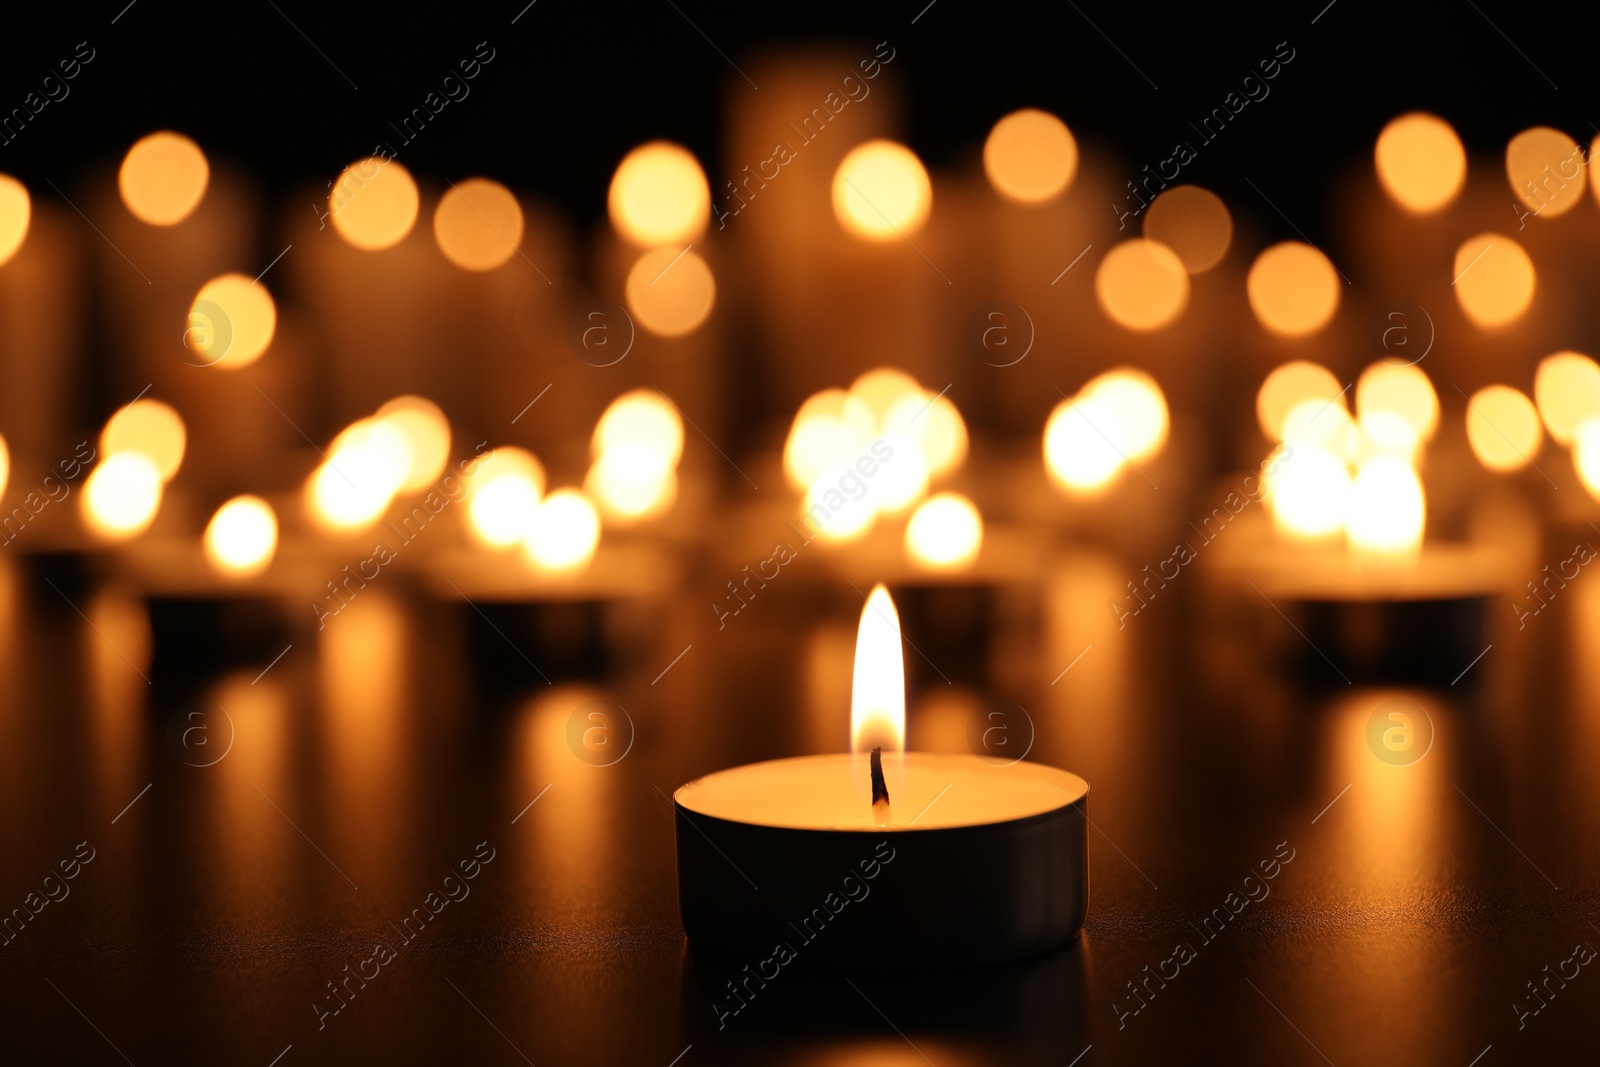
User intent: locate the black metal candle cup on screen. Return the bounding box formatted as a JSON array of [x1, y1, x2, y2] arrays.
[[673, 753, 1089, 973]]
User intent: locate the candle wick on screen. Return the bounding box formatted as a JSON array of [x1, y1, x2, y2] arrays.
[[870, 746, 891, 827]]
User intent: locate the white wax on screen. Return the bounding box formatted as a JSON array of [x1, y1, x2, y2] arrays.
[[674, 753, 1087, 831]]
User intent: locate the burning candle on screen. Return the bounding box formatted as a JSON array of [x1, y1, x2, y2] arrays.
[[672, 584, 1089, 970]]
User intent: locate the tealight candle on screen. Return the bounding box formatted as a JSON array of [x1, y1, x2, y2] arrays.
[[673, 585, 1088, 971]]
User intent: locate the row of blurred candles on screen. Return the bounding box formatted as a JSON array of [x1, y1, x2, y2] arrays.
[[1, 104, 1600, 590]]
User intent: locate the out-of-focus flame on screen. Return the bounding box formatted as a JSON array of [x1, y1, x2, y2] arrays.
[[1346, 456, 1425, 556], [1466, 386, 1541, 472], [593, 390, 684, 465], [905, 492, 982, 570], [465, 446, 545, 548], [784, 390, 876, 491], [1044, 393, 1127, 494], [433, 177, 523, 271], [1574, 418, 1600, 500], [101, 399, 186, 483], [586, 445, 677, 523], [523, 489, 600, 572], [119, 131, 209, 226], [308, 419, 413, 532], [1266, 444, 1350, 540], [374, 395, 451, 492], [1453, 234, 1534, 329], [624, 246, 716, 337], [329, 157, 419, 251], [1095, 239, 1188, 331], [1374, 112, 1465, 214], [1081, 368, 1169, 462], [0, 173, 28, 265], [1257, 361, 1346, 442], [608, 141, 710, 246], [983, 108, 1078, 205], [1247, 242, 1339, 336], [1356, 362, 1438, 446], [1534, 351, 1600, 446], [189, 273, 277, 369], [850, 584, 905, 755], [83, 453, 163, 539], [0, 432, 8, 499], [833, 140, 932, 241], [204, 495, 278, 577]]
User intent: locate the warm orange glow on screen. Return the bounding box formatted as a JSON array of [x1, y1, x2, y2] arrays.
[[886, 390, 968, 478], [585, 446, 677, 523], [1044, 394, 1127, 494], [1506, 126, 1585, 219], [523, 488, 600, 572], [849, 368, 924, 428], [374, 395, 451, 492], [0, 174, 29, 265], [1453, 234, 1534, 328], [607, 141, 710, 246], [1355, 362, 1438, 445], [851, 584, 905, 754], [624, 246, 715, 337], [83, 452, 163, 539], [870, 433, 930, 515], [832, 140, 932, 241], [1256, 361, 1346, 441], [1346, 456, 1425, 556], [785, 390, 876, 491], [593, 389, 685, 464], [1267, 444, 1350, 540], [983, 108, 1078, 204], [101, 399, 186, 482], [0, 432, 9, 499], [905, 492, 982, 570], [1466, 385, 1541, 472], [1081, 368, 1169, 462], [1356, 409, 1421, 460], [1374, 112, 1466, 214], [119, 132, 209, 226], [802, 472, 877, 543], [307, 420, 412, 532], [189, 273, 277, 368], [1247, 242, 1340, 336], [1281, 397, 1355, 453], [1534, 351, 1600, 445], [1094, 239, 1188, 331], [1143, 185, 1232, 273], [329, 157, 419, 251], [466, 447, 545, 548], [204, 495, 278, 577], [1575, 419, 1600, 500], [433, 177, 524, 270]]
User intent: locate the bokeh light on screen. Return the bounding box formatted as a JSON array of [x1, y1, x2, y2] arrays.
[[1257, 361, 1346, 441], [523, 489, 600, 572], [1466, 385, 1541, 472], [101, 399, 186, 482], [1346, 456, 1425, 556], [1094, 239, 1188, 331], [307, 420, 413, 532], [585, 446, 677, 523], [0, 432, 8, 499], [375, 395, 452, 492], [118, 132, 209, 226], [1355, 362, 1438, 445], [803, 471, 877, 543], [832, 140, 932, 241], [1533, 351, 1600, 445], [466, 446, 545, 548], [785, 390, 876, 491], [1506, 126, 1585, 219], [204, 495, 279, 577], [870, 433, 930, 515], [1267, 445, 1350, 540], [885, 390, 968, 478], [1142, 185, 1232, 273], [607, 141, 710, 246], [982, 108, 1078, 205], [1281, 396, 1356, 453], [905, 493, 983, 570], [1247, 242, 1340, 336], [189, 273, 277, 368], [593, 390, 685, 465], [1374, 112, 1466, 214], [1044, 394, 1127, 494], [624, 246, 716, 337], [433, 178, 524, 271], [1453, 234, 1534, 328], [0, 174, 30, 266], [83, 452, 163, 539], [1080, 368, 1169, 462], [1575, 419, 1600, 500], [329, 157, 419, 251]]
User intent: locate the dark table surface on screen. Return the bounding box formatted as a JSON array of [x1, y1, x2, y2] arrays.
[[1, 533, 1594, 1067]]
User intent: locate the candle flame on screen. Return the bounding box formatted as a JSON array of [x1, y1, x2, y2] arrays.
[[851, 584, 905, 755]]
